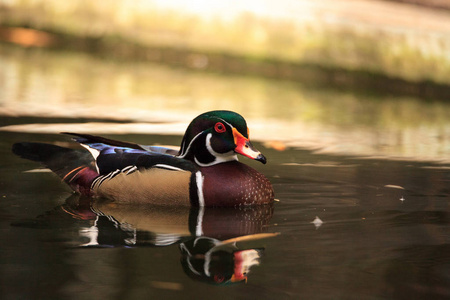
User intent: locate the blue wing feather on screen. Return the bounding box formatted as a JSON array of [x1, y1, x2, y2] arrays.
[[64, 132, 195, 175]]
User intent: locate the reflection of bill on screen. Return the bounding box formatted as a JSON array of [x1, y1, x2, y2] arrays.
[[66, 196, 278, 284], [14, 194, 278, 284], [61, 195, 277, 283], [180, 234, 277, 285], [233, 249, 261, 283]]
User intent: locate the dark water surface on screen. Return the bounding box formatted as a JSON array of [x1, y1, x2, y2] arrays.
[[1, 130, 448, 300]]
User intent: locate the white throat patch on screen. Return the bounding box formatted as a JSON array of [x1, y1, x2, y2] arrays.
[[194, 133, 237, 167]]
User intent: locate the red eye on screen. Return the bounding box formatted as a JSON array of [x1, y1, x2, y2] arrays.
[[214, 122, 226, 133]]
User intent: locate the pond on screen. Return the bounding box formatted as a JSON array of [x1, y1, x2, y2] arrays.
[[0, 45, 449, 299]]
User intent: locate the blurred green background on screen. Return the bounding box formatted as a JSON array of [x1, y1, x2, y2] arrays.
[[2, 0, 450, 86]]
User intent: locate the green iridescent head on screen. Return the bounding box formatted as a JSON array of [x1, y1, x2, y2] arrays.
[[178, 110, 266, 166]]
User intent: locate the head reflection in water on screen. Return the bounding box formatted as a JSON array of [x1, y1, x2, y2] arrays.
[[58, 195, 276, 284], [180, 237, 263, 284]]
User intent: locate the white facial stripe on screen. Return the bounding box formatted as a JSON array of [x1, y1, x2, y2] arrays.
[[196, 171, 205, 207], [179, 118, 242, 166], [204, 133, 237, 164], [194, 156, 208, 167], [216, 117, 249, 138], [184, 253, 202, 275], [215, 117, 234, 129], [204, 248, 212, 277], [188, 133, 237, 167], [178, 131, 203, 158]]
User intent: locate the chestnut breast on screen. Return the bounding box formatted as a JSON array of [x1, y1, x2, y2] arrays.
[[200, 161, 274, 207]]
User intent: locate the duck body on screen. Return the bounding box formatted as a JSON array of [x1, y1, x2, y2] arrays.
[[200, 162, 273, 206], [12, 110, 274, 207], [90, 160, 273, 207]]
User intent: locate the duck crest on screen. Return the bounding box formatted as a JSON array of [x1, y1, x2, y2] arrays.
[[12, 110, 274, 207]]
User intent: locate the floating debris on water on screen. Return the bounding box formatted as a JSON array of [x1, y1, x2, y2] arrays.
[[384, 185, 405, 190], [311, 216, 324, 229]]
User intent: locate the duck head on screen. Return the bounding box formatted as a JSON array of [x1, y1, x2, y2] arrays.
[[178, 111, 266, 166]]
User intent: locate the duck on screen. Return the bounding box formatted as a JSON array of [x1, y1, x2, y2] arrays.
[[12, 110, 274, 207]]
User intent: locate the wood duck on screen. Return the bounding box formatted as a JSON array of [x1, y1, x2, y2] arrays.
[[12, 110, 274, 207]]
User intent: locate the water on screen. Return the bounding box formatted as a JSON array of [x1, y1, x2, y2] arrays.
[[1, 131, 449, 299], [0, 45, 449, 299]]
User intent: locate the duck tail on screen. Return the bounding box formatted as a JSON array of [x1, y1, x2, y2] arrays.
[[12, 142, 99, 196]]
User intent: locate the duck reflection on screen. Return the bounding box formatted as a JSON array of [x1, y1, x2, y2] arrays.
[[60, 195, 277, 284], [179, 236, 267, 284]]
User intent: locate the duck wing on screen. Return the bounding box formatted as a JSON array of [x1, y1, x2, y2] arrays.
[[64, 132, 178, 155], [65, 133, 196, 175]]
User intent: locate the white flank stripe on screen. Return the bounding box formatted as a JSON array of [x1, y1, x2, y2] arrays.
[[196, 171, 205, 207], [121, 165, 134, 172], [125, 166, 137, 175]]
